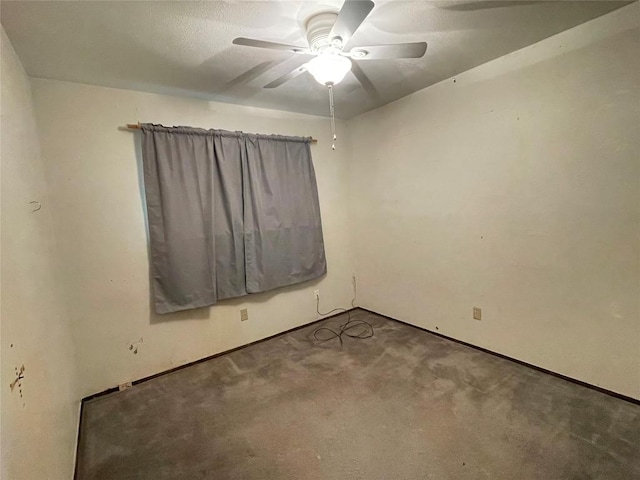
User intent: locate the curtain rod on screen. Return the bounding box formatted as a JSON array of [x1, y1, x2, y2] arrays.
[[124, 123, 318, 144]]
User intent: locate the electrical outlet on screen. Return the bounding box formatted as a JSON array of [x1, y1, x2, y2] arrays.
[[118, 382, 132, 391], [240, 308, 249, 321], [313, 290, 320, 300], [473, 307, 482, 321]]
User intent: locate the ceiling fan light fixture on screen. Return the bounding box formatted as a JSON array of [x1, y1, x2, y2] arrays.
[[306, 54, 352, 86]]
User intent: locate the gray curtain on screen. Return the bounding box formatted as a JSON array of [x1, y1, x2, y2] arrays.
[[141, 125, 326, 314], [243, 134, 326, 293]]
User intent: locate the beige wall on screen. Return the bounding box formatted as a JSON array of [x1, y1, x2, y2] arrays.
[[348, 5, 640, 399], [30, 79, 355, 398], [1, 28, 79, 479]]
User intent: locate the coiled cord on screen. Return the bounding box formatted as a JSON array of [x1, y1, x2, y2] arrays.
[[313, 287, 374, 346]]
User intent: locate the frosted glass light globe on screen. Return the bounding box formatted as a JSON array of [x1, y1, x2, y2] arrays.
[[306, 54, 352, 86]]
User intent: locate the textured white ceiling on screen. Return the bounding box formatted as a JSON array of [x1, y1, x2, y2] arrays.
[[1, 0, 632, 118]]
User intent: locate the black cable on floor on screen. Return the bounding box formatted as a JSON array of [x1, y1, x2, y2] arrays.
[[313, 296, 374, 346]]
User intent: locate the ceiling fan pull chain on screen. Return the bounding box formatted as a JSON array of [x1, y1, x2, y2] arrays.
[[328, 84, 337, 150]]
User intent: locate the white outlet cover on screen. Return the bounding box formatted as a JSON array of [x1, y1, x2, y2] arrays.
[[118, 382, 132, 391]]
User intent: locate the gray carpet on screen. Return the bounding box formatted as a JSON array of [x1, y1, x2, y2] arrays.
[[76, 309, 640, 480]]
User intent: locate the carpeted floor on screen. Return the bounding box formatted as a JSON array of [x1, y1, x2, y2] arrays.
[[76, 309, 640, 480]]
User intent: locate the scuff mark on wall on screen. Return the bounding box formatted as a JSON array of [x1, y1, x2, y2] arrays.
[[129, 337, 144, 355]]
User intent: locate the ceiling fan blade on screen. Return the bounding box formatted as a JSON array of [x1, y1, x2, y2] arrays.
[[264, 65, 308, 88], [232, 37, 309, 54], [349, 42, 427, 60], [329, 0, 375, 47], [350, 61, 382, 103], [226, 58, 290, 87]]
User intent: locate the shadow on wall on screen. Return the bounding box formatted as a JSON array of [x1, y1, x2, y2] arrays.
[[147, 277, 324, 325], [147, 276, 324, 325]]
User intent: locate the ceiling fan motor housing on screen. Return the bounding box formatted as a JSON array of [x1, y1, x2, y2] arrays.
[[306, 12, 341, 52]]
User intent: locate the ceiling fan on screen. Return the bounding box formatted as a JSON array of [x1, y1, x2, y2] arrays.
[[232, 0, 427, 149], [232, 0, 427, 89]]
